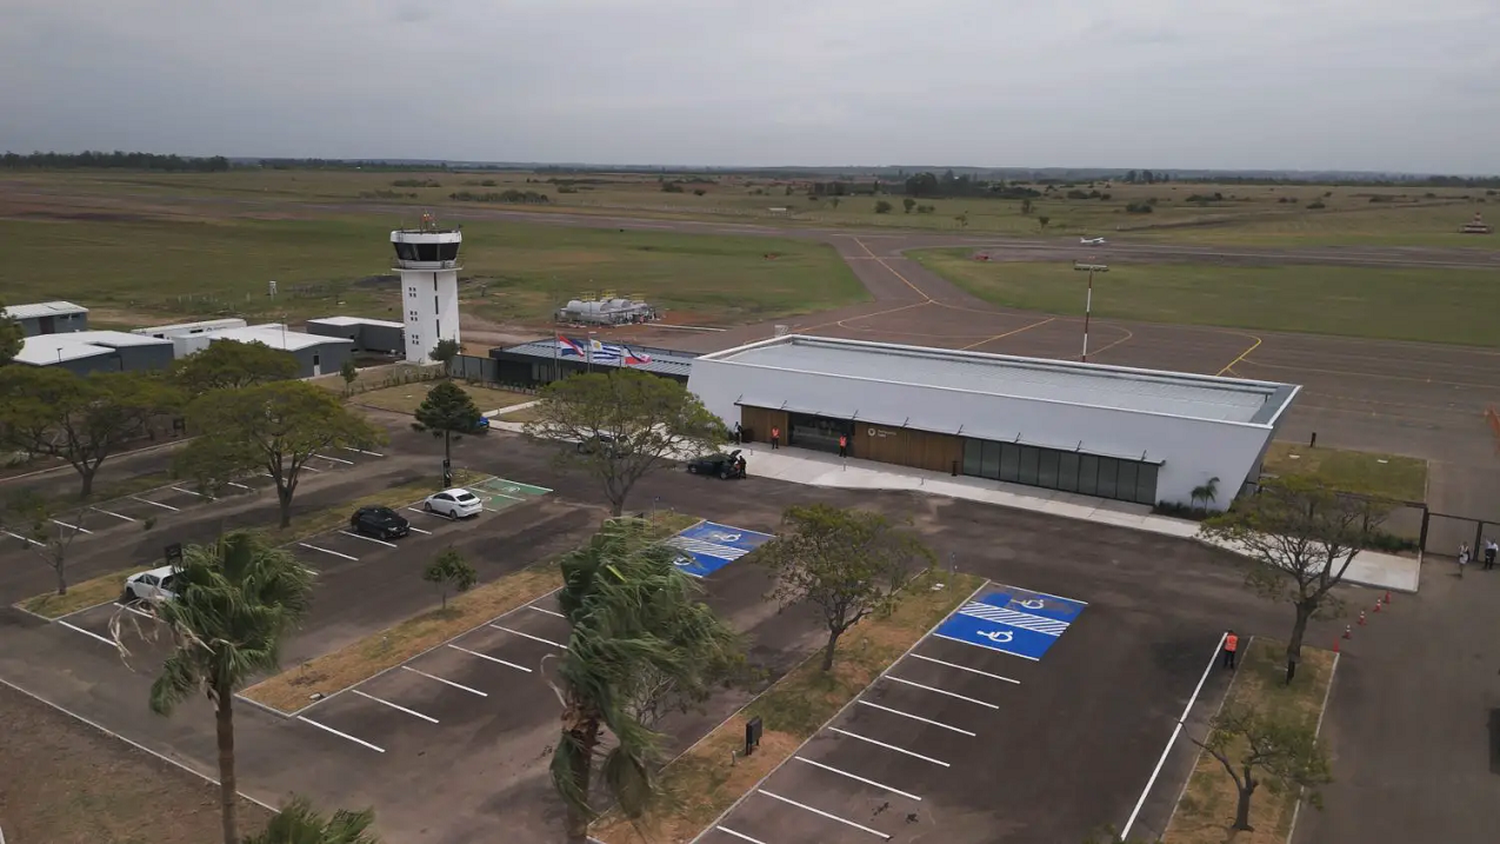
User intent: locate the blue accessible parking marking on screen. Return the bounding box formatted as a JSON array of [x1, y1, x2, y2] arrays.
[[934, 584, 1088, 661], [666, 521, 774, 579]]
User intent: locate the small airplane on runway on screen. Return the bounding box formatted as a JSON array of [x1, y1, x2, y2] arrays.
[[1080, 236, 1107, 245]]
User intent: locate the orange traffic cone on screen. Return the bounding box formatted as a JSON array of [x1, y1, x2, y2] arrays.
[[1383, 590, 1392, 606], [1358, 610, 1366, 626], [1343, 624, 1352, 640], [1333, 637, 1341, 654], [1373, 600, 1382, 614]]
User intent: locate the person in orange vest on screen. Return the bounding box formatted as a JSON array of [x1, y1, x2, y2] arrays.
[[1221, 630, 1238, 670], [771, 426, 780, 450], [838, 433, 848, 458]]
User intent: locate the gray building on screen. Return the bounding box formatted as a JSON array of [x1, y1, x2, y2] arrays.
[[306, 316, 406, 356], [200, 325, 355, 379], [489, 337, 697, 386], [3, 301, 89, 336], [14, 330, 174, 376]]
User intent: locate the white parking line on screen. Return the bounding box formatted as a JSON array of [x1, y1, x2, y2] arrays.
[[407, 525, 433, 535], [795, 756, 922, 802], [302, 465, 323, 473], [343, 446, 384, 457], [113, 602, 152, 618], [447, 643, 532, 673], [298, 542, 358, 562], [856, 700, 976, 736], [340, 530, 397, 548], [909, 653, 1020, 684], [314, 453, 355, 465], [757, 790, 890, 840], [89, 506, 137, 523], [527, 605, 565, 619], [401, 665, 488, 697], [296, 715, 385, 752], [351, 689, 439, 723], [131, 495, 179, 512], [3, 529, 44, 547], [829, 727, 948, 767], [226, 481, 253, 491], [933, 632, 1041, 661], [170, 486, 214, 500], [50, 519, 93, 534], [716, 827, 769, 844], [491, 624, 567, 649], [259, 472, 274, 478], [57, 620, 118, 648], [882, 676, 1000, 710]]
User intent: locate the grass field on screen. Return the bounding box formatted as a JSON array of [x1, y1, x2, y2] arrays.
[[352, 382, 534, 415], [1262, 442, 1428, 502], [913, 252, 1500, 347]]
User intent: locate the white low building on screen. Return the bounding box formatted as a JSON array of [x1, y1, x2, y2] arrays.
[[686, 335, 1300, 510]]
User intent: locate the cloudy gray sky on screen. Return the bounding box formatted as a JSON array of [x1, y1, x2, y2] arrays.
[[3, 0, 1496, 173]]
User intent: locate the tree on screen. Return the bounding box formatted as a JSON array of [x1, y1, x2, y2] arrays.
[[874, 200, 893, 214], [137, 531, 315, 844], [756, 504, 935, 671], [1189, 703, 1331, 831], [171, 339, 298, 398], [902, 197, 917, 213], [0, 298, 22, 364], [429, 339, 460, 375], [339, 359, 358, 395], [423, 546, 477, 609], [1190, 476, 1221, 510], [411, 380, 482, 471], [1038, 215, 1051, 229], [955, 211, 969, 228], [829, 197, 840, 209], [1, 490, 90, 595], [550, 517, 740, 842], [0, 367, 176, 498], [524, 370, 725, 517], [1200, 477, 1391, 664], [176, 381, 386, 528], [1020, 198, 1033, 215], [244, 796, 379, 844]]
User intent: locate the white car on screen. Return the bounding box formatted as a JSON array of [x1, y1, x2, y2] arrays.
[[123, 565, 179, 603], [422, 488, 484, 519]]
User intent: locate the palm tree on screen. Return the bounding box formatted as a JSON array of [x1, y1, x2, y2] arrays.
[[244, 796, 379, 844], [550, 517, 740, 843], [1191, 477, 1222, 511], [146, 531, 315, 844]]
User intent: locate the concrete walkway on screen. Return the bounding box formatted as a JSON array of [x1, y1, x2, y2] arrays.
[[730, 442, 1422, 592]]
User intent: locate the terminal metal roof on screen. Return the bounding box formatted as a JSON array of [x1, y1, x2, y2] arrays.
[[2, 300, 89, 320], [496, 339, 698, 378], [702, 335, 1298, 425]]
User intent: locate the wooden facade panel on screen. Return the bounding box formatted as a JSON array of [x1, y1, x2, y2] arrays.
[[848, 423, 962, 473], [739, 406, 788, 444]]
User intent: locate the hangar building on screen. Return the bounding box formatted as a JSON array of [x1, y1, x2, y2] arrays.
[[686, 335, 1300, 510]]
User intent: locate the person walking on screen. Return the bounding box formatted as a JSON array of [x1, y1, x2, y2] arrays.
[[770, 426, 780, 450], [732, 422, 742, 445], [838, 433, 848, 458], [1485, 537, 1497, 571], [1458, 542, 1470, 578], [1222, 630, 1238, 670]]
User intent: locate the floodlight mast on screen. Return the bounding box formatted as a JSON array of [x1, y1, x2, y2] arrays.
[[1073, 262, 1109, 362]]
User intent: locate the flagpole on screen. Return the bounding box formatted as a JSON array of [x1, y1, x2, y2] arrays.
[[553, 331, 559, 383]]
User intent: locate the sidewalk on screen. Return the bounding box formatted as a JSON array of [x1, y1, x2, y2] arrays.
[[730, 443, 1422, 593]]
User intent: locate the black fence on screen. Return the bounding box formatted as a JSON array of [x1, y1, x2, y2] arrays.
[[448, 354, 498, 383], [1421, 510, 1497, 559]]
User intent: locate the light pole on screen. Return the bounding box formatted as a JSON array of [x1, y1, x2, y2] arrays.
[[587, 330, 597, 373], [1072, 262, 1108, 362]]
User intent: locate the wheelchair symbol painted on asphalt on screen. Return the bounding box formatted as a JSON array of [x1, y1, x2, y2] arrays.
[[708, 532, 742, 543], [1018, 598, 1046, 610], [979, 630, 1015, 644]]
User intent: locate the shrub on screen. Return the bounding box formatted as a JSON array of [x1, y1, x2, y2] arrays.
[[1125, 202, 1154, 214], [874, 200, 893, 214], [1306, 200, 1326, 209]]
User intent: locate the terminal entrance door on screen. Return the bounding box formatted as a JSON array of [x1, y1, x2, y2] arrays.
[[788, 412, 853, 455]]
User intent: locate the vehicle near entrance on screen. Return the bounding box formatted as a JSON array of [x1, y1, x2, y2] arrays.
[[349, 505, 411, 539], [423, 488, 484, 519], [577, 432, 629, 456], [123, 565, 179, 603], [686, 449, 745, 479]]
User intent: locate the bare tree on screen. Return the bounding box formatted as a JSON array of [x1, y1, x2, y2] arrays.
[[2, 491, 91, 595]]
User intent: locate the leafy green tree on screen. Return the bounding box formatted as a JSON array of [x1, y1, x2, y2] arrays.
[[1200, 477, 1390, 665], [1190, 703, 1332, 831], [1020, 198, 1033, 215], [176, 381, 386, 528], [874, 200, 893, 214], [140, 531, 315, 844], [423, 546, 477, 609], [551, 517, 740, 842], [411, 381, 482, 469], [525, 370, 725, 516], [429, 339, 461, 375], [244, 796, 379, 844], [1038, 215, 1051, 229], [902, 197, 917, 213], [171, 339, 298, 398], [339, 359, 359, 395], [0, 298, 22, 364], [0, 367, 177, 498], [756, 504, 935, 671]]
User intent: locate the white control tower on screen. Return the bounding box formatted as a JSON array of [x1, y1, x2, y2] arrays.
[[391, 213, 462, 364]]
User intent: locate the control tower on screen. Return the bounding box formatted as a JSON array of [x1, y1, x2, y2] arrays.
[[391, 213, 462, 364]]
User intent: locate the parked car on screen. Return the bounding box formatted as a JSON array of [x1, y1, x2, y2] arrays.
[[577, 432, 629, 456], [123, 565, 179, 603], [469, 415, 490, 434], [349, 505, 411, 539], [423, 488, 484, 519], [687, 449, 745, 479]]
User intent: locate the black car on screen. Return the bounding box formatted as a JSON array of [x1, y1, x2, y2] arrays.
[[687, 449, 745, 479], [349, 505, 410, 539]]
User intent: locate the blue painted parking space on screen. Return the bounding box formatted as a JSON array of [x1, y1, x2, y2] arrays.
[[666, 521, 775, 579], [934, 584, 1088, 661]]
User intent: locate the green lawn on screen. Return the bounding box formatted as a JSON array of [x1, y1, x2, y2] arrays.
[[913, 252, 1500, 347], [1262, 442, 1428, 502]]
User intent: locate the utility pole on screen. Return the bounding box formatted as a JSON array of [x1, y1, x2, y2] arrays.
[[1073, 262, 1108, 362]]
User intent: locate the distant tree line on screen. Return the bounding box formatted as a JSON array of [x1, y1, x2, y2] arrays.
[[1, 150, 231, 172], [448, 189, 551, 204]]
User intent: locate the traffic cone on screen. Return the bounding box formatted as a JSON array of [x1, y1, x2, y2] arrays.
[[1333, 636, 1340, 654], [1373, 599, 1382, 614], [1383, 590, 1391, 606], [1358, 610, 1366, 626], [1343, 624, 1352, 640]]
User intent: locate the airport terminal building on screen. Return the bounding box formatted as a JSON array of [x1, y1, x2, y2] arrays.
[[686, 335, 1300, 510]]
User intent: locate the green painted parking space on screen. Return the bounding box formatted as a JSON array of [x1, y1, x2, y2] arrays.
[[471, 476, 552, 509]]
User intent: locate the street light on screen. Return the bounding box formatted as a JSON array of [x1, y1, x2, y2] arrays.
[[1072, 262, 1109, 362]]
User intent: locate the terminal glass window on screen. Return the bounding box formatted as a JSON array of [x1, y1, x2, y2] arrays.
[[960, 438, 1159, 505]]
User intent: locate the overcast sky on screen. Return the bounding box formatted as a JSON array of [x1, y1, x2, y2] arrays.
[[3, 0, 1496, 173]]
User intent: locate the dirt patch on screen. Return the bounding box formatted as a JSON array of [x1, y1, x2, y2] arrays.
[[0, 681, 273, 843]]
